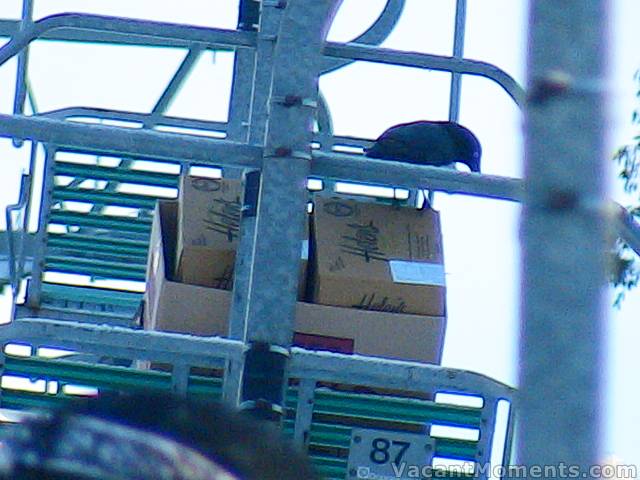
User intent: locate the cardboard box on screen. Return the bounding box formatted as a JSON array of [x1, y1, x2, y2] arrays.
[[310, 197, 446, 316], [176, 175, 241, 289], [176, 176, 307, 298], [144, 201, 446, 364]]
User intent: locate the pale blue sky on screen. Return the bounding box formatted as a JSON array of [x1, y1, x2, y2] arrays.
[[0, 0, 639, 467]]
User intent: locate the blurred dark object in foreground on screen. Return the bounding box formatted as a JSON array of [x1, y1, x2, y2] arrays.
[[0, 391, 318, 480]]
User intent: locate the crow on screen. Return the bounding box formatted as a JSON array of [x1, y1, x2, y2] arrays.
[[365, 120, 482, 173]]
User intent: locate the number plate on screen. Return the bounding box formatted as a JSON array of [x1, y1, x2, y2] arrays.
[[346, 428, 433, 480]]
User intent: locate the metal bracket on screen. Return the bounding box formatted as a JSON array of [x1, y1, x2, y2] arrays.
[[239, 342, 290, 420], [271, 95, 318, 108], [241, 170, 261, 218], [263, 0, 288, 8], [264, 147, 312, 160]]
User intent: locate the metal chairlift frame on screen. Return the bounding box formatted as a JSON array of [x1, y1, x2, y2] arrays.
[[0, 0, 631, 477]]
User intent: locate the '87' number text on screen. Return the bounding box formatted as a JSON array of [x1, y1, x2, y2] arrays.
[[369, 437, 411, 466]]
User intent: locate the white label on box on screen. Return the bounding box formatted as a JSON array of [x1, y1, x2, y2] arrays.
[[301, 239, 309, 260], [389, 260, 446, 286]]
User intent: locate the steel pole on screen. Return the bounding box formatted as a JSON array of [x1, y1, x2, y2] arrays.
[[235, 0, 344, 421], [520, 0, 608, 473]]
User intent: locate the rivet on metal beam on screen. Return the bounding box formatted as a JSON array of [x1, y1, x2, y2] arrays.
[[528, 70, 606, 105], [544, 189, 580, 211], [263, 0, 287, 8], [272, 95, 318, 108], [267, 147, 312, 160]]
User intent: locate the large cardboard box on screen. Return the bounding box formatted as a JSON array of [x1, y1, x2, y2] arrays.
[[144, 201, 446, 364], [176, 176, 307, 298], [176, 175, 241, 289], [310, 197, 446, 316]]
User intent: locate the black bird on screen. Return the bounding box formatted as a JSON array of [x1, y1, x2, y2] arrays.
[[365, 120, 482, 173]]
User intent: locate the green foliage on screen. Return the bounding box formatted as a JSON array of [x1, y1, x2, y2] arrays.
[[609, 240, 639, 307], [611, 70, 640, 307]]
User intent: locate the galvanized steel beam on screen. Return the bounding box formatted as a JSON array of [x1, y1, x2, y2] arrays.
[[0, 13, 256, 68], [226, 50, 255, 142], [0, 114, 262, 167], [226, 0, 286, 354], [319, 0, 405, 74], [288, 348, 515, 399], [12, 0, 33, 125], [241, 0, 344, 344], [3, 116, 640, 257], [0, 319, 515, 399], [0, 318, 244, 367], [312, 151, 524, 201], [449, 0, 467, 122], [41, 106, 228, 133], [0, 18, 249, 50], [236, 0, 345, 419], [149, 47, 204, 120], [324, 42, 526, 107]]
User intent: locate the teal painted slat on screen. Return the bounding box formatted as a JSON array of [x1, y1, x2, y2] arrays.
[[54, 162, 179, 187], [44, 256, 147, 281], [40, 283, 142, 308], [0, 359, 489, 480], [52, 187, 161, 209], [312, 390, 483, 427], [186, 375, 223, 399], [45, 256, 146, 273], [48, 233, 149, 257], [434, 438, 479, 460], [3, 356, 173, 392], [48, 211, 151, 233], [0, 390, 77, 411]]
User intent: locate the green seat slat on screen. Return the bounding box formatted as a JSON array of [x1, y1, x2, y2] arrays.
[[41, 283, 142, 308], [285, 389, 485, 479], [314, 466, 346, 480], [186, 375, 223, 398], [45, 256, 147, 281], [309, 455, 347, 480], [312, 391, 482, 427], [310, 455, 347, 470], [54, 162, 179, 188], [44, 263, 146, 281], [45, 256, 147, 273], [0, 389, 76, 411], [3, 359, 222, 397], [293, 420, 479, 459], [282, 420, 352, 447], [35, 306, 136, 320], [306, 423, 355, 449], [0, 359, 490, 480], [30, 156, 179, 322], [46, 251, 148, 267], [309, 434, 351, 449], [52, 187, 161, 210], [3, 357, 171, 392], [434, 438, 479, 460], [48, 233, 149, 257], [287, 390, 476, 427], [49, 211, 151, 233]]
